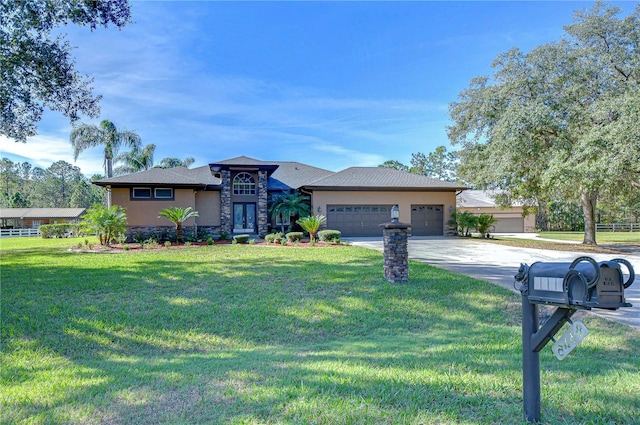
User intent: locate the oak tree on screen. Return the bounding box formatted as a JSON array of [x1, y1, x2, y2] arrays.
[[448, 2, 640, 245]]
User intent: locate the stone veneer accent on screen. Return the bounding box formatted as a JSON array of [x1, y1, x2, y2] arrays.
[[257, 170, 268, 236], [380, 222, 411, 283], [220, 170, 232, 234]]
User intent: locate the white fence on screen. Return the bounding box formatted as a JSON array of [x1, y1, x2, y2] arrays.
[[596, 223, 638, 232], [0, 228, 41, 238]]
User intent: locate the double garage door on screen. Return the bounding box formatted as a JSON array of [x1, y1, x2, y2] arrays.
[[327, 204, 443, 237]]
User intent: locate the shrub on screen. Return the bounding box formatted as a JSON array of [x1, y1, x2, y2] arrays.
[[233, 234, 250, 244], [123, 245, 130, 251], [219, 232, 230, 241], [39, 224, 71, 239], [158, 206, 199, 243], [280, 237, 287, 246], [206, 237, 214, 245], [81, 204, 127, 246], [297, 215, 326, 242], [286, 232, 303, 242], [164, 241, 171, 248], [475, 214, 498, 238], [249, 239, 256, 245], [265, 232, 282, 244], [318, 229, 341, 242]]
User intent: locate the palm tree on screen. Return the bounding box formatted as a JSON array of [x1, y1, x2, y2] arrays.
[[158, 206, 199, 243], [474, 214, 497, 238], [156, 157, 195, 169], [70, 120, 142, 178], [114, 144, 156, 175], [268, 191, 311, 233], [297, 215, 326, 242]]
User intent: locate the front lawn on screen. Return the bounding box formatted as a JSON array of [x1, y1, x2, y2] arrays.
[[1, 239, 639, 424], [538, 231, 640, 244]]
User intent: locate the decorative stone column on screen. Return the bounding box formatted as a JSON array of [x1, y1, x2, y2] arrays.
[[379, 221, 411, 283], [257, 170, 269, 236], [220, 170, 232, 234]]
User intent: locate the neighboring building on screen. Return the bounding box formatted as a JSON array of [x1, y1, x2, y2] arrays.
[[94, 156, 466, 238], [457, 190, 536, 233], [0, 208, 86, 229]]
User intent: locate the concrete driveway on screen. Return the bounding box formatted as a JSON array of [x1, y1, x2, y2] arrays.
[[347, 236, 640, 330]]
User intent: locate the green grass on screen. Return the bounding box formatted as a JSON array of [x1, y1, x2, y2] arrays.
[[1, 238, 639, 424], [539, 231, 640, 244]]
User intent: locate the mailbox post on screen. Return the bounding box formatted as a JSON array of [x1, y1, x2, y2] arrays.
[[514, 256, 634, 423]]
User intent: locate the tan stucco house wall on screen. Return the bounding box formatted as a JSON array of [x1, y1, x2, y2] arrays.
[[312, 190, 457, 225]]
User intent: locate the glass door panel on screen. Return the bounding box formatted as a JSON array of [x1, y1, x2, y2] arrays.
[[234, 204, 245, 229], [246, 204, 256, 230]]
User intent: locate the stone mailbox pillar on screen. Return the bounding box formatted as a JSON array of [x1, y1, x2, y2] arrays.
[[380, 221, 411, 283]]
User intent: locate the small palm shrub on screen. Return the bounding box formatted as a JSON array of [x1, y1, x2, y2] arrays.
[[475, 214, 497, 238], [81, 204, 127, 246], [318, 229, 341, 243], [296, 215, 326, 242], [158, 206, 199, 243]]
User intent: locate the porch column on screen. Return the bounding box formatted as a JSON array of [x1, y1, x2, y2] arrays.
[[220, 170, 232, 234], [257, 170, 268, 236]]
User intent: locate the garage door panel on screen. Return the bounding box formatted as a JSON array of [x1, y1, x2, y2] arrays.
[[492, 217, 524, 233], [327, 204, 391, 237], [411, 205, 444, 236]]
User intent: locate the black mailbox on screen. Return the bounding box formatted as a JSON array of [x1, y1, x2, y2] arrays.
[[516, 256, 635, 310]]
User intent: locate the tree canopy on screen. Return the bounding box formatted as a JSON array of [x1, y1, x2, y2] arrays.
[[0, 0, 132, 142], [70, 119, 141, 178], [448, 2, 640, 245], [379, 146, 459, 182]]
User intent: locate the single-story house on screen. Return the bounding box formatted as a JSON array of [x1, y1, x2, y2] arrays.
[[456, 190, 536, 233], [0, 208, 86, 229], [94, 156, 466, 238]]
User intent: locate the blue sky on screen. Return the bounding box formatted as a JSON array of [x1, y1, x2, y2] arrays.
[[1, 1, 636, 176]]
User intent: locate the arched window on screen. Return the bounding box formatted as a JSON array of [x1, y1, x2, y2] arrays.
[[233, 172, 256, 195]]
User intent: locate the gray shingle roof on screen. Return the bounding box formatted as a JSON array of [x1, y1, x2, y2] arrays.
[[94, 165, 221, 187], [213, 156, 279, 166], [269, 162, 335, 190], [0, 208, 86, 219], [304, 167, 466, 190], [457, 190, 524, 207]]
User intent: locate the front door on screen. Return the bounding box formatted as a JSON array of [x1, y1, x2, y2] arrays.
[[233, 203, 256, 233]]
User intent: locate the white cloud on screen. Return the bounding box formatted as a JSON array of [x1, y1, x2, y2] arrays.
[[314, 144, 385, 168], [0, 135, 105, 176]]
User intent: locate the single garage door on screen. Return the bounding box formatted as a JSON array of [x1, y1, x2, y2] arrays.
[[411, 205, 444, 236], [492, 217, 524, 233], [327, 205, 392, 237]]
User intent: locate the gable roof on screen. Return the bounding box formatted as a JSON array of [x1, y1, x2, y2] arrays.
[[269, 161, 335, 190], [0, 208, 86, 219], [210, 156, 334, 190], [92, 157, 464, 192], [93, 165, 221, 188], [304, 167, 466, 191]]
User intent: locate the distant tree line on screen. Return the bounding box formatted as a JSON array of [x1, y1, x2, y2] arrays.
[[379, 145, 639, 232], [0, 158, 106, 209]]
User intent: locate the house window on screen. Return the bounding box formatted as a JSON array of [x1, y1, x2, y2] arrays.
[[132, 187, 152, 199], [233, 172, 256, 195], [32, 220, 41, 229], [154, 188, 173, 199]]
